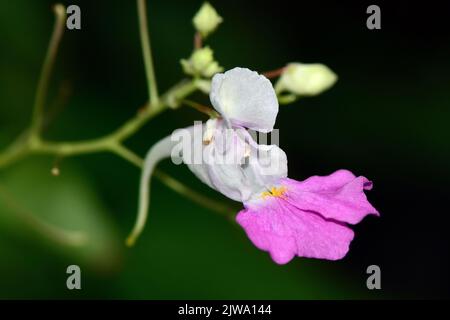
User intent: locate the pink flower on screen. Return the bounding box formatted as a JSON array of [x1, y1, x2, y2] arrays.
[[236, 170, 379, 264], [127, 67, 378, 265]]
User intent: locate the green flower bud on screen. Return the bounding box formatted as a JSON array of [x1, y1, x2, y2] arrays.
[[191, 46, 214, 70], [193, 2, 223, 38], [195, 79, 212, 94], [180, 46, 223, 78], [202, 61, 222, 78], [275, 63, 337, 96]]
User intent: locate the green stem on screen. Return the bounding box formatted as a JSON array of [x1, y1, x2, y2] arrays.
[[137, 0, 159, 106], [110, 143, 143, 167], [0, 79, 198, 169], [30, 4, 66, 134], [31, 136, 111, 156], [0, 131, 31, 168], [153, 170, 234, 217]]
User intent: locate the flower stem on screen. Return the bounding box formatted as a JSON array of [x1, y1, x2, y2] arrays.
[[153, 170, 235, 217], [110, 143, 143, 168], [0, 131, 31, 168], [182, 99, 219, 118], [262, 66, 286, 79], [137, 0, 159, 106], [194, 32, 202, 49], [30, 4, 66, 134]]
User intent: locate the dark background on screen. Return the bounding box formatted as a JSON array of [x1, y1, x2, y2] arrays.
[[0, 0, 449, 299]]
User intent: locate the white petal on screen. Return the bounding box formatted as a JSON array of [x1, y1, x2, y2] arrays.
[[186, 121, 287, 202], [210, 67, 279, 133]]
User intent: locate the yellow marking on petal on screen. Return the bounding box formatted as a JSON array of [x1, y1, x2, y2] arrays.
[[261, 186, 287, 200], [244, 144, 251, 157]]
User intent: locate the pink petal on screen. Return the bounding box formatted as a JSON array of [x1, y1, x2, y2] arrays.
[[236, 197, 355, 264], [282, 170, 379, 224]]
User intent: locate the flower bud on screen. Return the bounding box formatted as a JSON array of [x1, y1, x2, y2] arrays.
[[193, 2, 223, 38], [275, 63, 337, 96], [195, 79, 212, 94], [180, 46, 223, 78]]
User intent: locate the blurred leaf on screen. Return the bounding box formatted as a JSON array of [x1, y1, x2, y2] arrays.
[[0, 157, 123, 273]]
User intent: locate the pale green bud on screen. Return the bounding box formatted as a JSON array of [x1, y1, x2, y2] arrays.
[[180, 46, 223, 78], [202, 61, 222, 78], [195, 79, 212, 94], [191, 46, 214, 70], [275, 63, 337, 96], [193, 2, 223, 38], [180, 59, 194, 76]]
